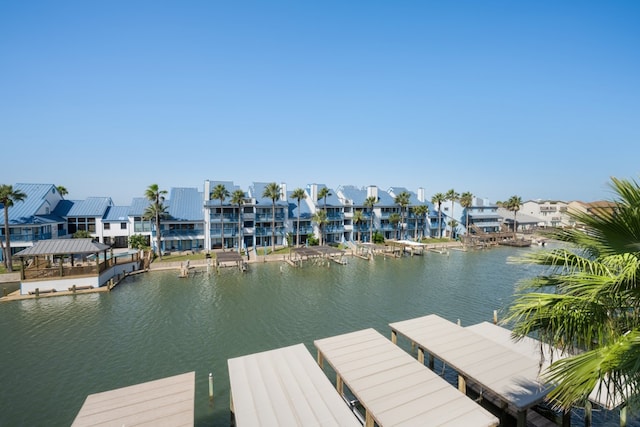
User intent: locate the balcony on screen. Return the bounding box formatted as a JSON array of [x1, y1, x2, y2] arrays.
[[1, 232, 52, 243], [255, 213, 285, 222]]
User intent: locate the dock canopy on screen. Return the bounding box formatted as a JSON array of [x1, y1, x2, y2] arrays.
[[314, 328, 498, 427], [227, 343, 360, 426], [15, 238, 110, 257], [72, 371, 195, 427]]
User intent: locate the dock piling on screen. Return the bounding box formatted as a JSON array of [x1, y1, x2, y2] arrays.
[[209, 372, 214, 404]]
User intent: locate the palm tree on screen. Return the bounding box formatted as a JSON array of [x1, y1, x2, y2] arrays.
[[0, 185, 27, 271], [211, 184, 230, 251], [353, 209, 365, 242], [413, 205, 428, 240], [317, 187, 331, 245], [394, 191, 411, 240], [291, 188, 307, 247], [506, 195, 522, 234], [144, 184, 168, 259], [364, 196, 378, 243], [431, 193, 446, 238], [56, 185, 68, 197], [231, 189, 245, 253], [445, 189, 460, 238], [263, 182, 281, 253], [312, 209, 328, 246], [389, 213, 401, 240], [143, 202, 168, 259], [505, 176, 640, 412], [459, 191, 473, 237]]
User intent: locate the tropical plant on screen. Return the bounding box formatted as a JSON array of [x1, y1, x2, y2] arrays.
[[72, 230, 91, 239], [231, 189, 245, 253], [431, 193, 446, 238], [144, 184, 168, 259], [211, 184, 230, 251], [394, 191, 411, 240], [505, 176, 640, 411], [459, 191, 473, 237], [318, 187, 331, 211], [364, 196, 378, 243], [447, 220, 459, 239], [506, 195, 522, 233], [372, 231, 385, 244], [291, 188, 307, 247], [129, 234, 148, 250], [0, 184, 27, 271], [56, 185, 68, 197], [389, 213, 401, 240], [312, 209, 328, 246], [445, 189, 460, 238], [413, 205, 429, 240], [263, 182, 281, 252], [353, 209, 365, 242]]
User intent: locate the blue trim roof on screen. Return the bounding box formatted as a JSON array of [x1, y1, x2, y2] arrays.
[[103, 206, 130, 222], [250, 182, 287, 206], [1, 183, 67, 225], [339, 185, 367, 205], [66, 197, 113, 217], [129, 198, 149, 216], [167, 188, 203, 221], [287, 191, 312, 219]]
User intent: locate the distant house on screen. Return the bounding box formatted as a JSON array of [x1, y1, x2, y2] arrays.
[[0, 183, 68, 262], [463, 198, 502, 234]]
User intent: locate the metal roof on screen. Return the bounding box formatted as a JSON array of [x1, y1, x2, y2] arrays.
[[103, 206, 130, 222], [128, 197, 149, 216], [287, 191, 312, 218], [497, 208, 541, 225], [3, 183, 57, 225], [249, 182, 288, 206], [15, 239, 111, 256], [311, 184, 341, 207], [67, 197, 113, 217], [338, 185, 367, 205], [167, 188, 203, 221]]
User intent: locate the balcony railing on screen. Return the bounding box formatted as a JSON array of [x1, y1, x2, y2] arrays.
[[255, 214, 285, 222], [254, 227, 286, 236], [1, 232, 52, 243]]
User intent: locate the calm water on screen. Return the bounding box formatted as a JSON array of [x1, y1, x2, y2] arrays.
[[0, 245, 631, 426]]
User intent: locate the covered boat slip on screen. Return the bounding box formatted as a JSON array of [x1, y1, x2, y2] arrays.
[[389, 314, 553, 426], [72, 371, 195, 427], [227, 343, 360, 427], [314, 328, 499, 427]]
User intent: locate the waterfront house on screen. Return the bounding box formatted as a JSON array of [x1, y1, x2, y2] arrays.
[[287, 189, 313, 246], [249, 182, 287, 249], [128, 197, 153, 248], [163, 187, 205, 253], [463, 197, 502, 234], [308, 184, 344, 244], [0, 183, 68, 262], [100, 206, 131, 248], [521, 199, 570, 228]]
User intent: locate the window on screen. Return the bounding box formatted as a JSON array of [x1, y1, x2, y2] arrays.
[[104, 223, 111, 230], [120, 222, 127, 230]]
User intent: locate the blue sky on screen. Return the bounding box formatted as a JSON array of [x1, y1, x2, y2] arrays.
[[1, 1, 638, 205]]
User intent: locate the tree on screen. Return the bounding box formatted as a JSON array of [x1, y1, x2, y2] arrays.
[[231, 189, 245, 253], [413, 205, 429, 240], [317, 187, 332, 245], [56, 186, 68, 197], [394, 191, 411, 240], [291, 188, 307, 247], [505, 176, 640, 411], [459, 191, 473, 236], [211, 184, 230, 251], [506, 195, 522, 234], [431, 193, 446, 238], [353, 209, 365, 242], [0, 185, 27, 271], [447, 220, 459, 239], [389, 213, 401, 240], [312, 209, 328, 246], [263, 182, 281, 253], [129, 234, 148, 250], [144, 184, 168, 259], [445, 189, 460, 238], [72, 230, 91, 239], [364, 196, 378, 243]]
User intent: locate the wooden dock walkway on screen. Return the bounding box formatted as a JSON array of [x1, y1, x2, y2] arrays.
[[389, 314, 554, 427], [71, 371, 195, 427], [227, 343, 360, 426], [314, 328, 498, 427]]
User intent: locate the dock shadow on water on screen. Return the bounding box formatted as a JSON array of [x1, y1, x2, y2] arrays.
[[0, 244, 632, 426]]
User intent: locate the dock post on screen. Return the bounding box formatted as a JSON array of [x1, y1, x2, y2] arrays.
[[391, 330, 397, 344], [493, 310, 498, 324], [209, 373, 214, 404], [317, 351, 323, 368], [35, 287, 39, 297], [458, 375, 466, 393], [417, 348, 424, 365]]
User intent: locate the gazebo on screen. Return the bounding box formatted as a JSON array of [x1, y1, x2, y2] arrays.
[[15, 239, 140, 295]]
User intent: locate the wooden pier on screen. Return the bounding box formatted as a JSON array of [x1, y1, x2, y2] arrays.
[[389, 314, 554, 427], [72, 372, 195, 427], [227, 343, 360, 426], [314, 328, 498, 427]]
